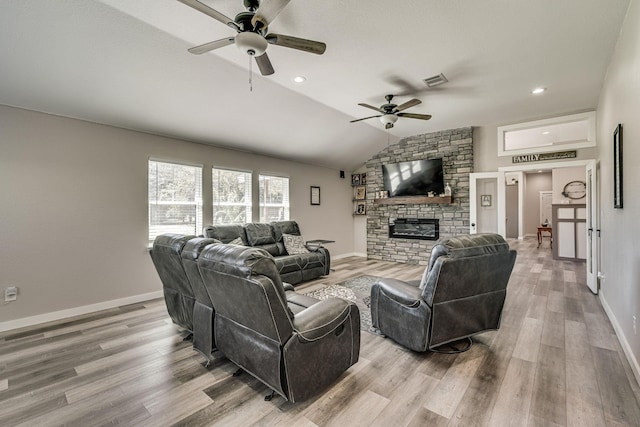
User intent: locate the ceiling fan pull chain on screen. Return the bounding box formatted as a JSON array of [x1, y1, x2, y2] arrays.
[[249, 56, 253, 92]]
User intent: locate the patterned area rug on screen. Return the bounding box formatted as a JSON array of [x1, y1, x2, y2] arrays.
[[304, 275, 381, 333]]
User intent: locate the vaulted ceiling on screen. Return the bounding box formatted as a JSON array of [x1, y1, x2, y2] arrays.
[[0, 0, 630, 170]]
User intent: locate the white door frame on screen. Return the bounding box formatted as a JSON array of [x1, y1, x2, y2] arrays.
[[470, 172, 506, 237], [585, 160, 597, 293]]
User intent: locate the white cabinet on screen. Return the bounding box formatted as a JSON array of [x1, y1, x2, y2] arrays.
[[552, 204, 586, 261]]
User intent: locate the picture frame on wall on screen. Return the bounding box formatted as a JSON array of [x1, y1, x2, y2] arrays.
[[351, 174, 361, 186], [613, 124, 623, 208], [481, 194, 492, 207], [355, 202, 366, 215], [360, 172, 367, 185], [354, 185, 366, 200], [310, 186, 320, 205]]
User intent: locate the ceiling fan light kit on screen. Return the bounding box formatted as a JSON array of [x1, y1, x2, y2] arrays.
[[380, 114, 398, 126], [235, 32, 267, 56]]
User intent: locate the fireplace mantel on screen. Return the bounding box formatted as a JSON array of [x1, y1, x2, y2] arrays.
[[374, 195, 453, 205]]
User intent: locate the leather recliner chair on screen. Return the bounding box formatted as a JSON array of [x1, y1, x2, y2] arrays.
[[149, 233, 197, 335], [370, 233, 517, 352], [198, 243, 360, 402], [180, 237, 220, 362]]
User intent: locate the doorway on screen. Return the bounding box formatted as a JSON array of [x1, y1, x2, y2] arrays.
[[499, 159, 598, 293]]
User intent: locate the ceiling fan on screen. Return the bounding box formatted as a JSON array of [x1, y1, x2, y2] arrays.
[[178, 0, 326, 76], [350, 95, 432, 129]]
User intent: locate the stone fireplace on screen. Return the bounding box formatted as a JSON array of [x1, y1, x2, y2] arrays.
[[389, 218, 439, 240], [365, 127, 473, 265]]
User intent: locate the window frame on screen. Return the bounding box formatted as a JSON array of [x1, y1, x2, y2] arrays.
[[258, 173, 290, 223], [148, 159, 203, 245], [211, 166, 253, 225]]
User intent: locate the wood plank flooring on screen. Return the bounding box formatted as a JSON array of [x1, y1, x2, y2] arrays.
[[2, 238, 640, 426]]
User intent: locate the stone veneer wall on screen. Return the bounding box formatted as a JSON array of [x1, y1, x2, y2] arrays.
[[366, 127, 473, 265]]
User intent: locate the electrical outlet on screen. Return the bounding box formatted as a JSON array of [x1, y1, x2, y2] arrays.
[[5, 286, 18, 302]]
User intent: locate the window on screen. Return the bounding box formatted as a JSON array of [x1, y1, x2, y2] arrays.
[[148, 160, 202, 245], [259, 174, 290, 222], [497, 111, 596, 156], [212, 167, 252, 224]]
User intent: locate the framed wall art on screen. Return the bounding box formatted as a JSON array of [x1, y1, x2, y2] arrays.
[[481, 194, 492, 207], [310, 186, 320, 205], [613, 124, 623, 208]]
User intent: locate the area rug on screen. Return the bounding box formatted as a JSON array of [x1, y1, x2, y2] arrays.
[[304, 275, 381, 333]]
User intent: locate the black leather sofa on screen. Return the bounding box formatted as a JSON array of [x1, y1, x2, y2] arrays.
[[203, 220, 330, 285], [150, 231, 333, 363], [197, 243, 360, 402], [371, 233, 517, 352]]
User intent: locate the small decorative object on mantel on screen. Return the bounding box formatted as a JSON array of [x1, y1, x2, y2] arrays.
[[444, 183, 452, 196], [613, 123, 623, 208], [310, 186, 320, 205], [351, 173, 361, 186]]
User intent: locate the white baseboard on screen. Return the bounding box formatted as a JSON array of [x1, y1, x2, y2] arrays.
[[333, 252, 367, 260], [0, 290, 164, 333], [599, 292, 640, 387]]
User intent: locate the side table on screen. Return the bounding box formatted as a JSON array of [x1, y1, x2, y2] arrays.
[[537, 227, 552, 248]]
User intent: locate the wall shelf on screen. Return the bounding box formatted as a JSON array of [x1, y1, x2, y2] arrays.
[[374, 195, 453, 205]]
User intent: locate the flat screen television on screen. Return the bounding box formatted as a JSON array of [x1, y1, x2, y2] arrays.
[[382, 158, 444, 197]]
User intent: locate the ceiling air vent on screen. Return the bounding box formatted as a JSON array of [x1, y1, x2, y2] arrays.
[[423, 73, 448, 88]]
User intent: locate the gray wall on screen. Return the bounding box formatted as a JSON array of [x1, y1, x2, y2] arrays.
[[595, 0, 640, 376], [0, 105, 355, 325]]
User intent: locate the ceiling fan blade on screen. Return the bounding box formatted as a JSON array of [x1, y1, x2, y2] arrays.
[[394, 98, 421, 112], [357, 103, 383, 113], [188, 37, 235, 55], [177, 0, 240, 31], [251, 0, 291, 29], [255, 53, 275, 76], [350, 115, 382, 123], [265, 34, 326, 55], [397, 112, 432, 120]]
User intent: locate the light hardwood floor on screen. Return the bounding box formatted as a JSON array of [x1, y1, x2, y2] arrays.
[[1, 238, 640, 426]]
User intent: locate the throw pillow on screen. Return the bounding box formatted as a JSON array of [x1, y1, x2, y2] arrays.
[[283, 234, 310, 255], [228, 237, 243, 245]]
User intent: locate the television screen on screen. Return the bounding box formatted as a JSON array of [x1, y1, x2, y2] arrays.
[[382, 158, 444, 197]]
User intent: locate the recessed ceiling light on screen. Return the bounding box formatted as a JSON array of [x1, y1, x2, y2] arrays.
[[532, 87, 546, 94], [293, 76, 306, 83], [538, 170, 543, 173], [542, 131, 550, 135]]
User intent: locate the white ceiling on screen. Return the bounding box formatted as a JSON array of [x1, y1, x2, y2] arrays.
[[0, 0, 630, 170]]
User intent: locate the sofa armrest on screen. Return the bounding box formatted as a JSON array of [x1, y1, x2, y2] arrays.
[[371, 278, 422, 307], [292, 298, 354, 341], [307, 246, 331, 275], [283, 282, 295, 292]]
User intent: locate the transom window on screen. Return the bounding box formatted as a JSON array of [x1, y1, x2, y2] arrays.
[[148, 160, 202, 245], [259, 174, 290, 222], [212, 167, 252, 224]]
